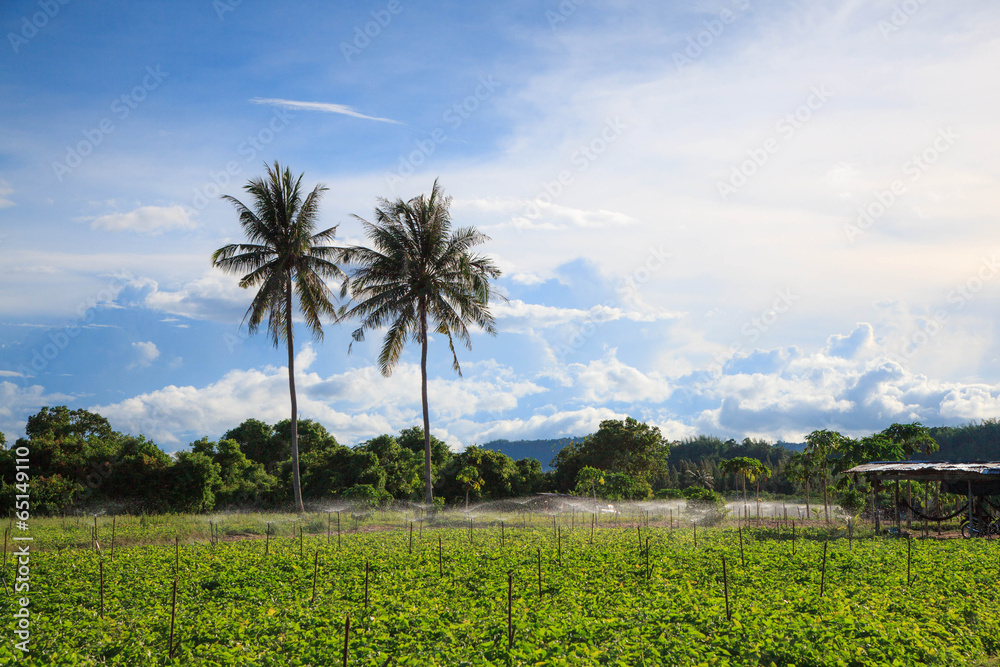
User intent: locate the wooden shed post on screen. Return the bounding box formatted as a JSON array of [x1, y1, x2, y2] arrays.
[[895, 480, 901, 534], [872, 481, 880, 534], [967, 481, 973, 528], [906, 482, 912, 531]]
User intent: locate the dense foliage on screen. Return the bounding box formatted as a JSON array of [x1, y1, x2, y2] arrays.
[[3, 407, 998, 516], [2, 515, 997, 665], [0, 408, 545, 515]]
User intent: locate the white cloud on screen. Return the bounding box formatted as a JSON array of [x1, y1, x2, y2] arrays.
[[0, 381, 74, 444], [140, 272, 250, 322], [250, 98, 402, 124], [55, 319, 1000, 451], [461, 197, 635, 231], [128, 341, 160, 370], [494, 299, 679, 334], [91, 205, 197, 235], [92, 358, 545, 448]]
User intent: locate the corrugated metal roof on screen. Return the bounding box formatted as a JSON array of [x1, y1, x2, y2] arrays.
[[845, 461, 1000, 480]]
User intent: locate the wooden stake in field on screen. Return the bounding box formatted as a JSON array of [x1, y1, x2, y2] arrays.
[[722, 556, 731, 621], [265, 523, 271, 557], [507, 571, 514, 649], [693, 521, 697, 549], [311, 551, 319, 603], [364, 560, 370, 608], [342, 612, 351, 667], [819, 542, 828, 597], [168, 578, 178, 659], [537, 547, 542, 597], [907, 535, 912, 587], [590, 513, 595, 545], [645, 536, 651, 580], [923, 483, 929, 538], [99, 558, 105, 619], [409, 522, 414, 555], [738, 526, 745, 567]]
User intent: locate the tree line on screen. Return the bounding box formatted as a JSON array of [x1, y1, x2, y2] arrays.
[[5, 405, 995, 517]]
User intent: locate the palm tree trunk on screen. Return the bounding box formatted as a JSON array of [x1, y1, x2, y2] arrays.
[[420, 304, 433, 507], [286, 283, 304, 514]]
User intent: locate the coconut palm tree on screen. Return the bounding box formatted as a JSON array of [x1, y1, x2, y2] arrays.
[[683, 467, 715, 490], [339, 180, 502, 506], [212, 162, 344, 514]]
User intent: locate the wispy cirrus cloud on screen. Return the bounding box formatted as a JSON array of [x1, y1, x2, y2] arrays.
[[249, 98, 403, 125]]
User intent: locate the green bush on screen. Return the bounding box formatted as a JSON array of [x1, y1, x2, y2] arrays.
[[602, 472, 652, 500], [683, 487, 721, 503], [340, 484, 392, 508], [683, 487, 728, 526], [839, 488, 867, 514], [655, 488, 684, 499]]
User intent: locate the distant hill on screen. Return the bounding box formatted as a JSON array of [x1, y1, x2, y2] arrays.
[[481, 437, 584, 470]]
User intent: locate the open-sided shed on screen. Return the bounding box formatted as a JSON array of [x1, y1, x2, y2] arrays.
[[844, 461, 1000, 531]]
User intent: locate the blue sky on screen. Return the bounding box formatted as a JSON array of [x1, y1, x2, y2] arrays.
[[2, 0, 1000, 451]]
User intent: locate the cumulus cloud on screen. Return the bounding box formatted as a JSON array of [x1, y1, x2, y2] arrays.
[[495, 299, 679, 334], [128, 341, 160, 370], [0, 381, 74, 444], [91, 205, 197, 235], [825, 323, 877, 359], [462, 197, 635, 232], [92, 357, 545, 448], [139, 272, 250, 322]]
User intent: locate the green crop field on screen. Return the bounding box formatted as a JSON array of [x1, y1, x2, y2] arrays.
[[2, 512, 999, 666]]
